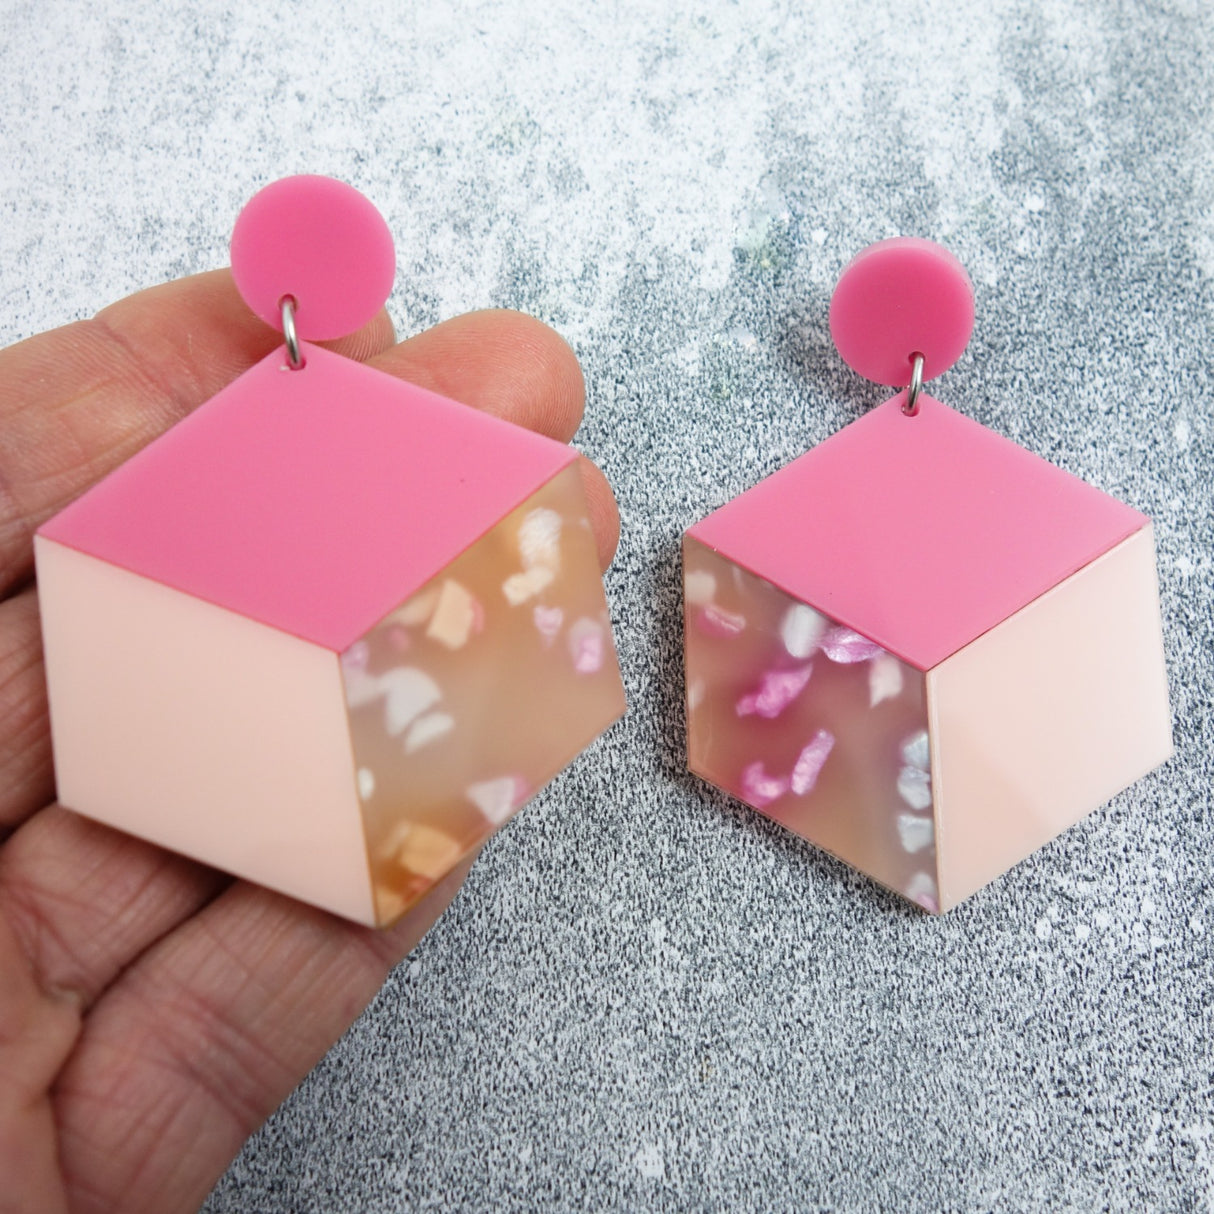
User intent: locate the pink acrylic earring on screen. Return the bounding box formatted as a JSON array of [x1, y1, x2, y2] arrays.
[[683, 237, 1172, 912], [35, 175, 625, 927]]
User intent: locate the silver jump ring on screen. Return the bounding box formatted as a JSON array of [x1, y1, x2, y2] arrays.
[[903, 352, 924, 416], [280, 295, 304, 370]]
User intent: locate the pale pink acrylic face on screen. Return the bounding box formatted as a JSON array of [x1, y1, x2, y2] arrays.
[[344, 464, 626, 925], [684, 536, 939, 911], [929, 526, 1172, 910]]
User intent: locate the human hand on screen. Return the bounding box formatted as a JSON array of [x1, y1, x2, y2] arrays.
[[0, 271, 620, 1214]]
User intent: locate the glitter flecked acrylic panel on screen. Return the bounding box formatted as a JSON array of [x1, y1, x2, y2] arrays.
[[684, 239, 1171, 912], [35, 176, 625, 926], [684, 538, 937, 909], [342, 462, 623, 925]]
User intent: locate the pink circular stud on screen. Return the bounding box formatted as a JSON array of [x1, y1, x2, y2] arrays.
[[230, 175, 395, 342], [829, 237, 975, 387]]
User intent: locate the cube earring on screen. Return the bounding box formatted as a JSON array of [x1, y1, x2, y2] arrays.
[[683, 238, 1171, 912], [35, 175, 626, 927]]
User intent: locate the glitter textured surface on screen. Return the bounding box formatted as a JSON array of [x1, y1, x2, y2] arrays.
[[2, 1, 1212, 1209]]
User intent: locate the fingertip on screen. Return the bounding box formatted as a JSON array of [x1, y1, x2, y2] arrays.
[[494, 310, 585, 442], [320, 307, 396, 363], [577, 456, 621, 569], [93, 269, 396, 379], [370, 309, 586, 443]]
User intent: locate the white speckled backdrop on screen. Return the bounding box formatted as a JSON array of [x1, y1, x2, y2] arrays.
[[3, 1, 1212, 1209]]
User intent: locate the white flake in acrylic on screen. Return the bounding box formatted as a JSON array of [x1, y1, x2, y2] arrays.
[[379, 668, 442, 737], [900, 729, 931, 772], [342, 664, 443, 739], [502, 565, 555, 605], [518, 507, 562, 571], [898, 730, 933, 810], [897, 765, 933, 811], [404, 711, 455, 753], [684, 568, 717, 606], [780, 602, 827, 658], [905, 871, 939, 913], [896, 812, 934, 853], [869, 653, 904, 706]]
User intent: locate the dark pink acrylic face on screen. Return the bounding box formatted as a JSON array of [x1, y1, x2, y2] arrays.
[[684, 536, 938, 911]]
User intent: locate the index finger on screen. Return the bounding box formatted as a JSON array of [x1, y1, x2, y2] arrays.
[[0, 270, 594, 598]]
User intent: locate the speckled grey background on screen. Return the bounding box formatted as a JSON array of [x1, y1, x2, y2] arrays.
[[2, 1, 1212, 1209]]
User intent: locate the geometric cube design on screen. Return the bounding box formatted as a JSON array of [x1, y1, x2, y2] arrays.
[[36, 343, 625, 926], [685, 393, 1171, 912]]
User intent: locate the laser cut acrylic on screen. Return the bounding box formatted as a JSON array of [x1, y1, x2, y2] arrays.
[[35, 176, 625, 927], [684, 238, 1171, 912]]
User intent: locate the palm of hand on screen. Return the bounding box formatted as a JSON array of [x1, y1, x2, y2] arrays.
[[0, 272, 617, 1214]]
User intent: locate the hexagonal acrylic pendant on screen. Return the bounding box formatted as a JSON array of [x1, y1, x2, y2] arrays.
[[684, 239, 1172, 912], [35, 177, 625, 926]]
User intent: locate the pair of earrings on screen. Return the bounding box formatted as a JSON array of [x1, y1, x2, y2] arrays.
[[35, 178, 1172, 925]]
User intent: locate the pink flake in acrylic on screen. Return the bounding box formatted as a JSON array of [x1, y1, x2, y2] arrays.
[[341, 640, 370, 673], [698, 604, 746, 637], [740, 761, 789, 808], [568, 617, 604, 674], [790, 729, 835, 795], [533, 604, 564, 642], [735, 665, 813, 719], [820, 626, 885, 664]]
